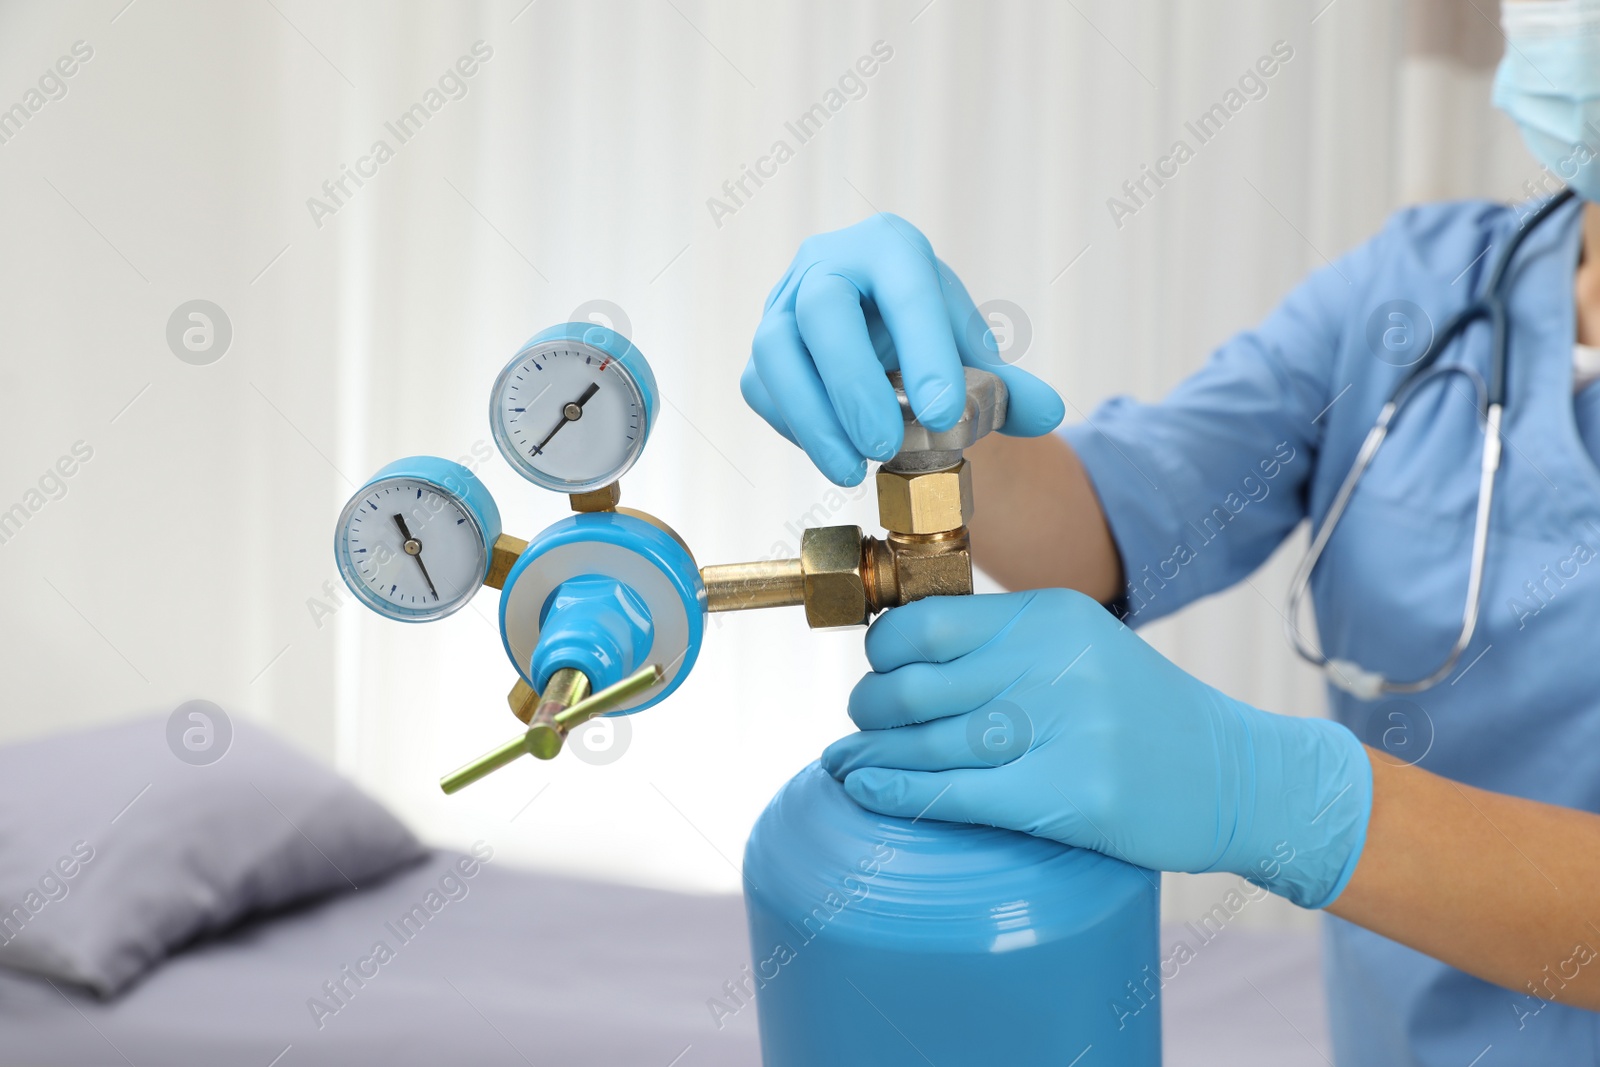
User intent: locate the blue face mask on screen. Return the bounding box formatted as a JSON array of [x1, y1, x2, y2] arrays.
[[1493, 0, 1600, 203]]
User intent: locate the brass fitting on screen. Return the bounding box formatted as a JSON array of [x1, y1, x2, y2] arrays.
[[701, 558, 804, 612], [864, 530, 974, 609], [486, 533, 530, 591], [703, 524, 971, 626], [876, 460, 973, 534], [508, 677, 539, 723], [700, 527, 869, 626], [800, 525, 870, 628], [569, 482, 621, 513], [525, 667, 592, 759]]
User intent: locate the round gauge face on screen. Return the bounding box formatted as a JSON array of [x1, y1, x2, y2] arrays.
[[490, 341, 649, 493], [335, 477, 489, 622]]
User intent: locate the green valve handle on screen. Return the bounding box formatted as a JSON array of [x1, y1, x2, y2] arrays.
[[439, 664, 664, 794]]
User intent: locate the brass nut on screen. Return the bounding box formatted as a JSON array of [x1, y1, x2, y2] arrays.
[[508, 677, 539, 724], [890, 534, 973, 603], [570, 482, 621, 512], [800, 525, 869, 628], [486, 533, 530, 591], [876, 461, 973, 535]]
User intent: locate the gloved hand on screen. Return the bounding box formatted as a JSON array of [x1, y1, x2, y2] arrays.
[[742, 213, 1066, 486], [821, 590, 1374, 909]]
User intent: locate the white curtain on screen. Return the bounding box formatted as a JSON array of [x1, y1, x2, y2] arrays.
[[0, 0, 1531, 921]]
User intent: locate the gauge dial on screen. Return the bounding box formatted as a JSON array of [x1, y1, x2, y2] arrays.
[[490, 325, 657, 493], [334, 458, 501, 623]]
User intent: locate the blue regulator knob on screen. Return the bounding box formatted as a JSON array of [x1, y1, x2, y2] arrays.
[[530, 575, 655, 694], [498, 511, 705, 715]]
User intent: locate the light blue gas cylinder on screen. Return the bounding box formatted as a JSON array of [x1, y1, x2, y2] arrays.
[[742, 762, 1161, 1066]]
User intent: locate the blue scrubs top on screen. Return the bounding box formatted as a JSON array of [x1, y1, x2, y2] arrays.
[[1062, 197, 1597, 1066]]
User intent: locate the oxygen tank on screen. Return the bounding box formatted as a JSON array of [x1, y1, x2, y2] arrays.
[[742, 762, 1161, 1066]]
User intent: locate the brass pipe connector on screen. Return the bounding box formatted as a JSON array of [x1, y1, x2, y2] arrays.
[[702, 524, 973, 629], [702, 559, 805, 612], [864, 528, 973, 611], [701, 526, 873, 627]]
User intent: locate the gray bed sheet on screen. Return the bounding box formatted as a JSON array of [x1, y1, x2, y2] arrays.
[[0, 851, 1329, 1066]]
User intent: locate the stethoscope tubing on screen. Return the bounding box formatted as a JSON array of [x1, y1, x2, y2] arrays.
[[1283, 188, 1575, 699]]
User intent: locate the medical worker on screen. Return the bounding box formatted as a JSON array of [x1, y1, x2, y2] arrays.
[[741, 3, 1600, 1063]]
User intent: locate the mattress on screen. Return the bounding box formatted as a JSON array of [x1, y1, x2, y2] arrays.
[[0, 850, 1328, 1066]]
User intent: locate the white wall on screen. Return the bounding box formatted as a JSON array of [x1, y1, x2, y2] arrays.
[[0, 0, 1533, 921]]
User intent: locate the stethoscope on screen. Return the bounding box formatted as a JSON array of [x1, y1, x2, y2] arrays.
[[1284, 188, 1578, 700]]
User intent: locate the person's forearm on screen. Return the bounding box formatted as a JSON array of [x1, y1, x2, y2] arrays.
[[1328, 747, 1600, 1010], [966, 431, 1124, 600]]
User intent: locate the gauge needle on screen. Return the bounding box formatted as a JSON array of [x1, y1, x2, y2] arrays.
[[393, 513, 439, 600], [530, 381, 600, 456]]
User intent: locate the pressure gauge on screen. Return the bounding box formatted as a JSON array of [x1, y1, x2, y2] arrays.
[[334, 457, 502, 623], [490, 323, 659, 494]]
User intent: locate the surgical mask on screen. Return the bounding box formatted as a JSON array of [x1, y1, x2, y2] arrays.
[[1493, 0, 1600, 203]]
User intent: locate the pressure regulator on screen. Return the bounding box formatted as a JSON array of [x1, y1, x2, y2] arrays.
[[335, 319, 1008, 791]]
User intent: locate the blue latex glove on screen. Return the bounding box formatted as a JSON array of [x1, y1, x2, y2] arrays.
[[742, 213, 1066, 486], [821, 590, 1374, 909]]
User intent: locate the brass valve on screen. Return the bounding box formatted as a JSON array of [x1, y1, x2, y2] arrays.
[[700, 369, 1007, 627]]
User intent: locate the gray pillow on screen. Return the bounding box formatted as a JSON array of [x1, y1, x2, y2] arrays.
[[0, 707, 425, 995]]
